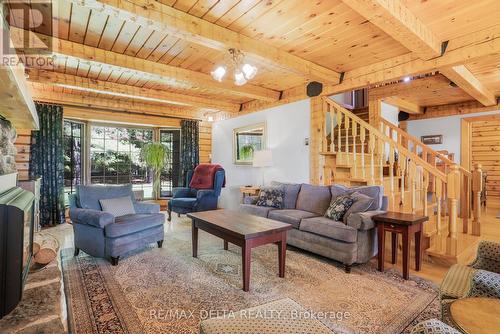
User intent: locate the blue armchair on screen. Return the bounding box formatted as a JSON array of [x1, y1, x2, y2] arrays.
[[167, 169, 225, 221], [69, 184, 165, 265]]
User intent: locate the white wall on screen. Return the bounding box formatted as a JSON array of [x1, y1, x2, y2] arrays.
[[212, 99, 311, 210], [381, 102, 399, 126], [406, 110, 500, 164]]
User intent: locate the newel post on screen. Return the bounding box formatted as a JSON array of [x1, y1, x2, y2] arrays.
[[472, 163, 483, 236], [446, 164, 460, 256]]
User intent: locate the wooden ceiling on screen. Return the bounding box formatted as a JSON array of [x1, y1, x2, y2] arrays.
[[4, 0, 500, 122]]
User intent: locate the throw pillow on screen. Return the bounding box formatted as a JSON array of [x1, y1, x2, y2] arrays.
[[99, 196, 136, 217], [255, 187, 284, 208], [343, 192, 374, 224], [324, 195, 354, 221]]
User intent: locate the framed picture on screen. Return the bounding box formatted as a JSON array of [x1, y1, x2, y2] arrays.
[[233, 123, 266, 165], [421, 135, 443, 145]]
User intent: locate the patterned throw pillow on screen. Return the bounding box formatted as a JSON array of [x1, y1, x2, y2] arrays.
[[255, 187, 284, 208], [324, 195, 354, 221]]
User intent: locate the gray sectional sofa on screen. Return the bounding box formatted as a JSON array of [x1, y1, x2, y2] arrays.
[[240, 182, 387, 272]]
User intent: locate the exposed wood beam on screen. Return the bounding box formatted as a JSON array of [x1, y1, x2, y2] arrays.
[[240, 85, 308, 114], [28, 83, 225, 121], [440, 65, 497, 107], [10, 27, 279, 102], [409, 100, 500, 120], [27, 69, 240, 113], [72, 0, 341, 83], [342, 0, 442, 59], [322, 24, 500, 97], [383, 96, 423, 114]]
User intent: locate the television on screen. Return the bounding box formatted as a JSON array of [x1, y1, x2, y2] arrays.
[[0, 179, 35, 318]]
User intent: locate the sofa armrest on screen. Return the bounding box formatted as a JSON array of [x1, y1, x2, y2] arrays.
[[471, 240, 500, 271], [468, 269, 500, 299], [134, 202, 160, 214], [197, 189, 215, 200], [172, 187, 192, 198], [243, 195, 258, 205], [70, 207, 115, 228], [346, 210, 386, 230]]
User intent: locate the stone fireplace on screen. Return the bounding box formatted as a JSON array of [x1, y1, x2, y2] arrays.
[[0, 117, 17, 175]]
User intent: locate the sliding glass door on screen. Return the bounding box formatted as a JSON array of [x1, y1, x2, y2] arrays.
[[159, 128, 181, 198], [63, 120, 84, 202], [90, 125, 154, 199]]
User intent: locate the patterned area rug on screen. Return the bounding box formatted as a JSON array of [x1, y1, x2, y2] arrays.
[[62, 218, 439, 334]]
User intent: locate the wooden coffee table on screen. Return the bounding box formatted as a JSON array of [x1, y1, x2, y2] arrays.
[[449, 297, 500, 334], [188, 209, 292, 292]]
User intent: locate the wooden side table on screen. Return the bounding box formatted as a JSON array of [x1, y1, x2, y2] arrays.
[[373, 212, 428, 280], [449, 297, 500, 334], [239, 186, 260, 202]]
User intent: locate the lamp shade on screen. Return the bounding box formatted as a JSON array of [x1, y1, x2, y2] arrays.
[[253, 150, 273, 167]]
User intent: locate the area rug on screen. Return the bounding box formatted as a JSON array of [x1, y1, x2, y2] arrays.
[[62, 218, 439, 334]]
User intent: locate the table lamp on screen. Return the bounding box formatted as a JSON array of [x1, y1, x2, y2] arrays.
[[253, 150, 273, 186]]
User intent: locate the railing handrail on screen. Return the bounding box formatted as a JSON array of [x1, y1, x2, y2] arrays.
[[380, 119, 472, 177], [323, 97, 447, 183]]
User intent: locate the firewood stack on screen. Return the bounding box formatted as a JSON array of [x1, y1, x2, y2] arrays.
[[33, 233, 59, 265]]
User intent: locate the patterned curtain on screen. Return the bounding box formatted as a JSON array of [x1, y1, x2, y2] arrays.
[[180, 120, 199, 186], [29, 103, 65, 226]]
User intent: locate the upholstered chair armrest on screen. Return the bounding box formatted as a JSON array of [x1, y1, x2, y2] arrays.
[[172, 187, 191, 198], [197, 189, 216, 200], [68, 193, 78, 209], [133, 202, 160, 214], [243, 195, 258, 205], [69, 208, 115, 228], [471, 240, 500, 272], [346, 211, 386, 230], [410, 319, 460, 334], [468, 269, 500, 299]]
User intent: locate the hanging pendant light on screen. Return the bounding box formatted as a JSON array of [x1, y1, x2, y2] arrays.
[[211, 49, 257, 86]]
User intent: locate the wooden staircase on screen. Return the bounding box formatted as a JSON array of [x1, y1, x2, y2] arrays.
[[319, 97, 485, 265]]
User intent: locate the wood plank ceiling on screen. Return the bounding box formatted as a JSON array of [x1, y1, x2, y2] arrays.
[[5, 0, 500, 121]]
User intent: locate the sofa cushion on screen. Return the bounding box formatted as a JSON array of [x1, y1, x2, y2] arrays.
[[330, 184, 349, 199], [270, 181, 302, 209], [268, 209, 317, 229], [300, 217, 357, 243], [169, 197, 197, 209], [295, 184, 331, 215], [324, 195, 354, 221], [347, 185, 383, 211], [255, 187, 284, 208], [99, 196, 136, 217], [239, 204, 276, 218], [77, 184, 134, 211], [343, 192, 374, 224], [105, 213, 165, 238]]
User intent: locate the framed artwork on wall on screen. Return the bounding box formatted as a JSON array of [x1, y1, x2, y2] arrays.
[[421, 135, 443, 145], [233, 123, 266, 165]]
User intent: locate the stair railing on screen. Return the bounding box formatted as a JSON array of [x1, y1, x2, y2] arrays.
[[379, 119, 478, 236], [322, 97, 482, 256]]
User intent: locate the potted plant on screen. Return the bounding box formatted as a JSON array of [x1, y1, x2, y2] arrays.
[[140, 143, 171, 199]]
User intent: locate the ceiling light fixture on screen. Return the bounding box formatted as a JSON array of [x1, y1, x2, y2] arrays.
[[403, 76, 411, 83], [211, 48, 257, 86]]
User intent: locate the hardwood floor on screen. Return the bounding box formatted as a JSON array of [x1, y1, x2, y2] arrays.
[[372, 201, 500, 284]]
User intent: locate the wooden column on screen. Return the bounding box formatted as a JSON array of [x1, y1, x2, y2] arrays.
[[446, 165, 460, 256], [472, 163, 483, 236], [310, 97, 324, 185], [368, 99, 382, 127]]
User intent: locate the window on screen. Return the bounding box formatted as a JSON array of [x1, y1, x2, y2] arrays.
[[159, 129, 181, 197], [90, 125, 154, 199], [63, 120, 84, 201], [233, 123, 266, 165]]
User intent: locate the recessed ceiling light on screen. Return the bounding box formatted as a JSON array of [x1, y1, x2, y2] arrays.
[[403, 77, 411, 83]]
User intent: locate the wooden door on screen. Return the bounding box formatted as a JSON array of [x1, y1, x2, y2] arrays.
[[471, 119, 500, 201]]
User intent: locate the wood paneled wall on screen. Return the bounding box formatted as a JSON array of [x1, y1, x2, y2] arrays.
[[471, 119, 500, 199], [14, 128, 31, 181]]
